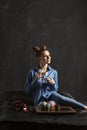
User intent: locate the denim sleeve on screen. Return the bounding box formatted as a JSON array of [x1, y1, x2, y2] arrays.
[[51, 71, 59, 91], [24, 69, 36, 94]]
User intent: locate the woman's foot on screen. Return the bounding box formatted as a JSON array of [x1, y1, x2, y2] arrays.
[[84, 105, 87, 110]]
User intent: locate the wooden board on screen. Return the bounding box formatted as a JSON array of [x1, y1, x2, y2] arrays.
[[35, 106, 77, 114]]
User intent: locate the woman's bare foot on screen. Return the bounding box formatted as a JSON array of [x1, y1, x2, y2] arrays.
[[84, 105, 87, 110]]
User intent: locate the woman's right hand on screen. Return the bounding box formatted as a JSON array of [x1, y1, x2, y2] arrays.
[[35, 73, 43, 80]]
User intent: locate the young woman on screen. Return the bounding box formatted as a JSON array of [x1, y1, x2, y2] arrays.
[[24, 45, 87, 110]]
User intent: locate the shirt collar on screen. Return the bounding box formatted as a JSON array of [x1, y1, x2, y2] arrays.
[[35, 65, 51, 72]]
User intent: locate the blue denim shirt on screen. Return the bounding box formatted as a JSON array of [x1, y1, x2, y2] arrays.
[[24, 66, 58, 106]]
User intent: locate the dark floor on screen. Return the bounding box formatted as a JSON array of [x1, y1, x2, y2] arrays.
[[0, 122, 87, 130]]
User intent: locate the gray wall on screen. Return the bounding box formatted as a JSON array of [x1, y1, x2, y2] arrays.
[[1, 0, 87, 102]]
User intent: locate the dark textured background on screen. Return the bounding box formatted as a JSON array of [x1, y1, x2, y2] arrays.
[[1, 0, 87, 102]]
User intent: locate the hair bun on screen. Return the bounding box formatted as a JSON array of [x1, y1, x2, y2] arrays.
[[33, 46, 40, 52], [41, 45, 47, 51], [33, 45, 47, 57]]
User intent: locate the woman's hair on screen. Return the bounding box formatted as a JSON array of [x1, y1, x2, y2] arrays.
[[33, 45, 47, 57]]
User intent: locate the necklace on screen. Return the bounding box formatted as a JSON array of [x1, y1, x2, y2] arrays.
[[38, 68, 46, 73], [38, 69, 47, 76]]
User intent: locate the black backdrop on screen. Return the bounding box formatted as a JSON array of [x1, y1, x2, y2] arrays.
[[1, 0, 87, 102]]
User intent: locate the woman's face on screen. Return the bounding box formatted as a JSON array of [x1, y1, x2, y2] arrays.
[[39, 50, 51, 65]]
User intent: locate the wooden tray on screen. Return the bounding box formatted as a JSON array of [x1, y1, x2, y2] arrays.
[[35, 106, 76, 114]]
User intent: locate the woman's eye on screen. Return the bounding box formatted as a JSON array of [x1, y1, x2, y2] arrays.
[[45, 56, 47, 57], [43, 55, 46, 57], [44, 55, 50, 57]]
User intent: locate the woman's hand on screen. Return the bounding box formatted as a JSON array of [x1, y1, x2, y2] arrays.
[[35, 72, 43, 80], [46, 77, 55, 85]]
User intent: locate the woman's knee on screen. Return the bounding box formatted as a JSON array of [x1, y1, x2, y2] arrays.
[[51, 92, 64, 101]]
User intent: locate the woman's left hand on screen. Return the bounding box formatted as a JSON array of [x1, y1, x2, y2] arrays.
[[46, 77, 55, 85]]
